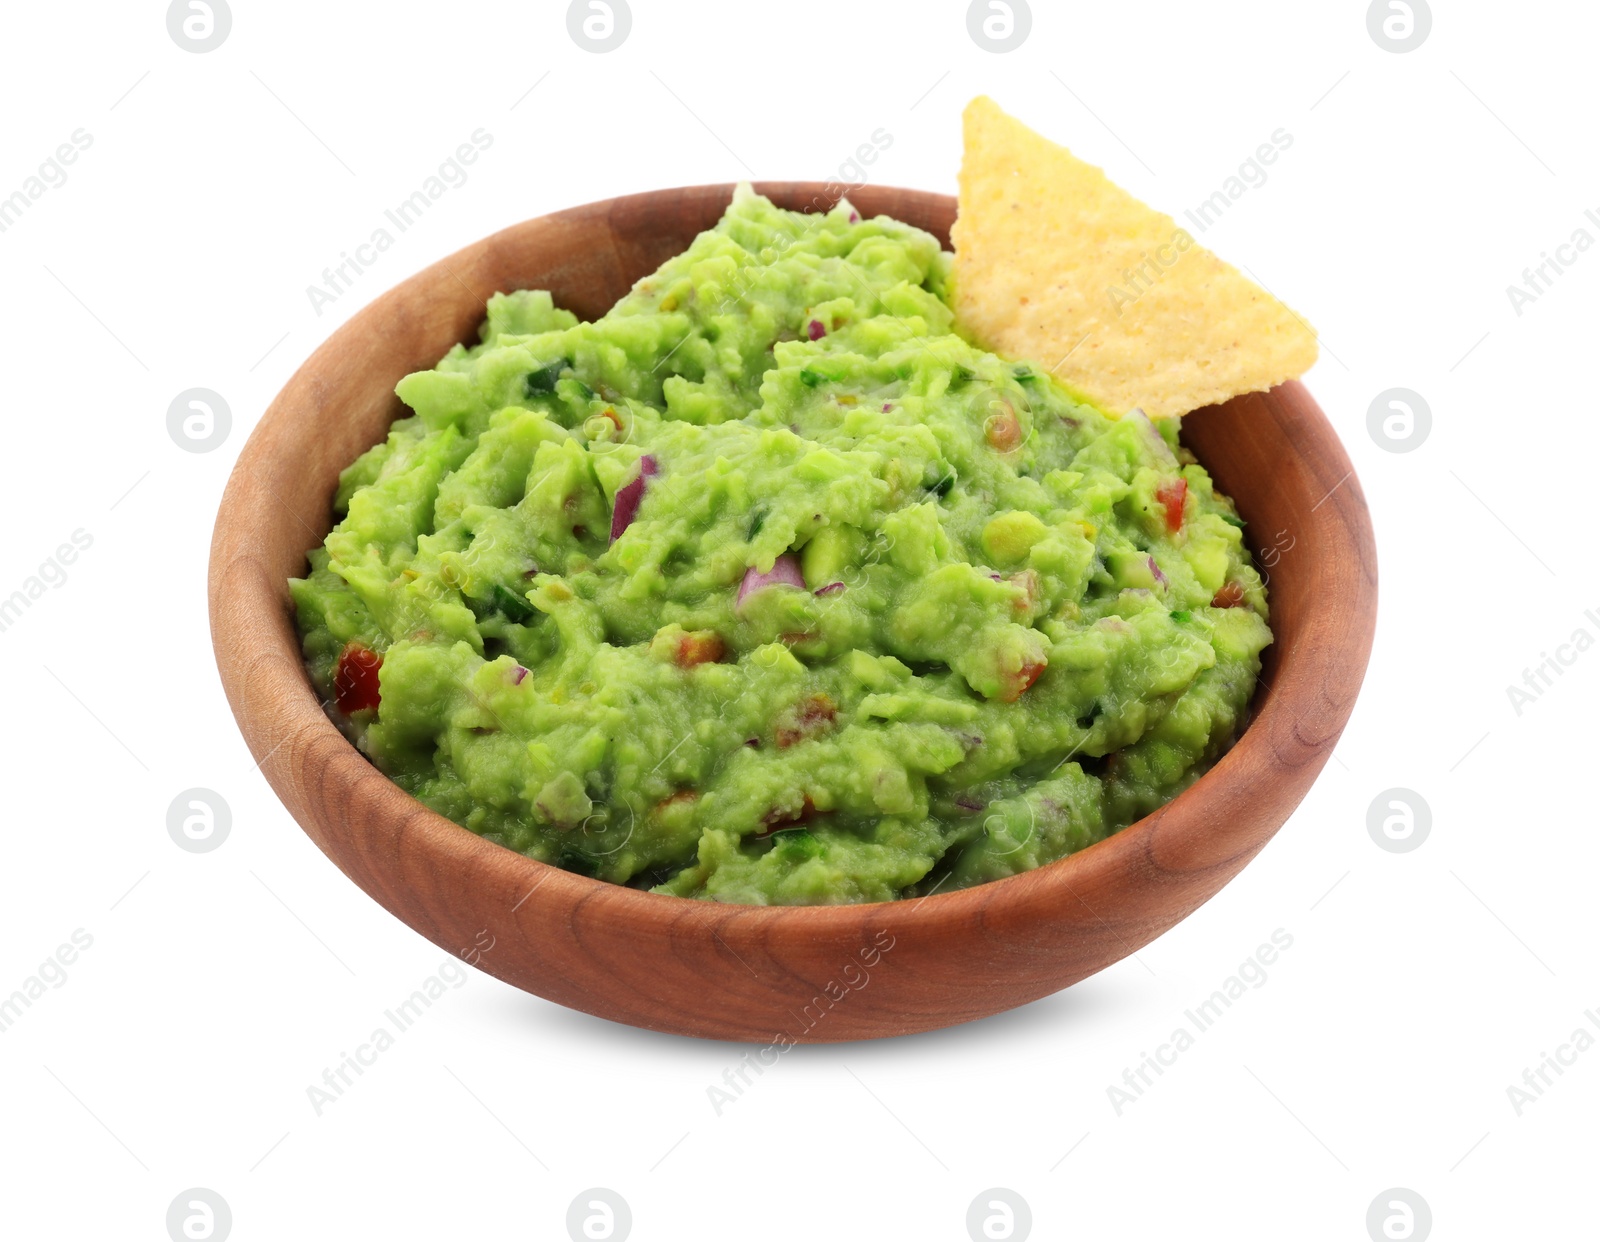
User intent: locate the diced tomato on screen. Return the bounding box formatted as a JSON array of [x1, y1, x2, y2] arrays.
[[674, 631, 725, 668], [1155, 478, 1187, 534], [1212, 581, 1246, 609], [1000, 656, 1047, 704], [1007, 569, 1041, 616], [334, 641, 383, 714], [775, 694, 837, 748], [757, 794, 818, 835], [985, 402, 1023, 452], [653, 790, 699, 818], [600, 406, 624, 433]]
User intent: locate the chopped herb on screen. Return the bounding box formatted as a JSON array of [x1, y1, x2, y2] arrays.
[[799, 367, 825, 388], [774, 829, 824, 861], [1220, 513, 1246, 529], [555, 848, 600, 878], [747, 507, 767, 539], [1013, 364, 1037, 384], [493, 584, 536, 623], [1169, 609, 1192, 623], [524, 358, 568, 396]]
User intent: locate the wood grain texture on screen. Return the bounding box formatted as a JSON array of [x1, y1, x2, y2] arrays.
[[208, 183, 1378, 1042]]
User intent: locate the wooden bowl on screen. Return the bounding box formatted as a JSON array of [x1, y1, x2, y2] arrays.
[[209, 183, 1377, 1042]]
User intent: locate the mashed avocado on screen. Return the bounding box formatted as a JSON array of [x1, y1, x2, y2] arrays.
[[290, 186, 1271, 905]]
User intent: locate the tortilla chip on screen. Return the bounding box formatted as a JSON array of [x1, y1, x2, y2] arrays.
[[951, 96, 1317, 419]]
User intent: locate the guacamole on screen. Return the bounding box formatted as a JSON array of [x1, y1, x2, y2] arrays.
[[290, 186, 1271, 905]]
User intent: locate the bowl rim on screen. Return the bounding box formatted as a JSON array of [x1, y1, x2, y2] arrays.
[[209, 180, 1378, 941]]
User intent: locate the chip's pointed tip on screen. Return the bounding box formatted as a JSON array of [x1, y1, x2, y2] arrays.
[[963, 94, 1003, 124]]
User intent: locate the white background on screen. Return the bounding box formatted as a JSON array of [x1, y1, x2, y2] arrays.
[[1, 1, 1593, 1238]]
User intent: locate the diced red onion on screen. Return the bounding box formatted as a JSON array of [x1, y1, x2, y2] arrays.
[[808, 319, 826, 341], [510, 665, 529, 685], [1147, 556, 1167, 586], [814, 581, 846, 597], [608, 454, 657, 541], [848, 210, 860, 223], [737, 553, 806, 611], [1125, 408, 1178, 467]]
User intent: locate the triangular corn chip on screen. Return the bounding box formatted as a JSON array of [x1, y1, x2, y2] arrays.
[[952, 96, 1318, 418]]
